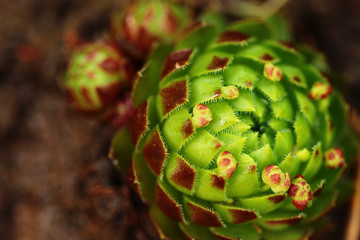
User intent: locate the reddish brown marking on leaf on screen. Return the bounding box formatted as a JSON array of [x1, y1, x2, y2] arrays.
[[265, 65, 274, 77], [293, 76, 301, 83], [245, 81, 253, 88], [180, 21, 203, 37], [266, 216, 302, 226], [315, 149, 319, 157], [288, 184, 299, 197], [329, 120, 334, 131], [207, 56, 230, 71], [156, 184, 183, 222], [161, 49, 192, 78], [81, 86, 93, 105], [187, 202, 222, 227], [215, 140, 222, 150], [211, 174, 225, 190], [99, 58, 121, 74], [229, 209, 257, 224], [220, 158, 231, 166], [143, 129, 167, 176], [217, 30, 250, 43], [226, 167, 235, 178], [313, 186, 323, 198], [260, 53, 274, 61], [270, 174, 281, 185], [161, 80, 188, 115], [181, 118, 194, 139], [198, 104, 207, 110], [308, 191, 313, 201], [130, 101, 148, 145], [292, 199, 307, 210], [268, 194, 285, 204], [213, 88, 222, 98], [199, 118, 209, 127], [171, 157, 196, 191], [247, 164, 256, 173], [279, 41, 298, 51], [264, 165, 275, 175], [96, 82, 122, 105]]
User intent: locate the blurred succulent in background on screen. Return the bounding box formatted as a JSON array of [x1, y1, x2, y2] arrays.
[[64, 41, 133, 113], [111, 0, 192, 56]]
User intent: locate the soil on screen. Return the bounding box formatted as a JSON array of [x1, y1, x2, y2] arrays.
[[0, 0, 359, 240]]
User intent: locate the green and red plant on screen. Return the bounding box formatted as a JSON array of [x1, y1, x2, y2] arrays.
[[63, 0, 358, 239], [111, 17, 358, 240]]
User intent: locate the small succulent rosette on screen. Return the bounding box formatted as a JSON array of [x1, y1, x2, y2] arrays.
[[111, 18, 358, 240], [111, 0, 191, 55], [64, 41, 133, 113]]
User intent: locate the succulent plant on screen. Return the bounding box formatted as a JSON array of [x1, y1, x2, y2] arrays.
[[111, 0, 191, 56], [64, 41, 133, 113], [111, 17, 359, 240]]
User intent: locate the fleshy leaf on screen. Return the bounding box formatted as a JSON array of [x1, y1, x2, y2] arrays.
[[189, 74, 223, 107], [206, 101, 239, 132], [213, 204, 258, 224], [189, 51, 233, 77], [274, 130, 294, 159], [302, 143, 323, 180], [271, 97, 293, 121], [157, 78, 189, 119], [195, 169, 227, 201], [239, 193, 287, 214], [182, 129, 222, 168], [156, 181, 184, 222], [227, 154, 259, 198], [229, 89, 256, 112], [109, 127, 134, 172], [162, 108, 194, 151], [142, 127, 168, 176], [255, 74, 287, 101], [294, 113, 312, 149], [278, 154, 301, 178], [223, 59, 260, 90], [250, 144, 277, 173], [165, 154, 197, 195], [184, 197, 224, 227]]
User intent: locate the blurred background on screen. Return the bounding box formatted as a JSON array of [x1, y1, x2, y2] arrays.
[[0, 0, 359, 239]]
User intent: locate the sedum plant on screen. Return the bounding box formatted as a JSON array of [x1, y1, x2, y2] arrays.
[[64, 41, 133, 113], [112, 17, 358, 240]]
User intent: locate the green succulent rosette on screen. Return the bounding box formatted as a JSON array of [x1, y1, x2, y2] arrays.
[[64, 41, 132, 112], [116, 19, 357, 240]]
